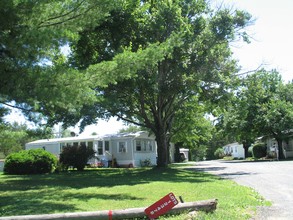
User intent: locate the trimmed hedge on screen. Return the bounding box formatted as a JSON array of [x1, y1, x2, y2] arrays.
[[4, 149, 57, 175], [252, 142, 267, 159]]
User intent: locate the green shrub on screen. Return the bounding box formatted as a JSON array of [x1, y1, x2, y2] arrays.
[[214, 148, 225, 159], [252, 142, 267, 159], [140, 158, 152, 167], [59, 144, 95, 171], [4, 149, 57, 175]]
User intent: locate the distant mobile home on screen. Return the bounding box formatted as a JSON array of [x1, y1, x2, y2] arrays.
[[179, 148, 189, 161], [259, 135, 293, 159], [26, 131, 170, 167], [223, 142, 245, 158]]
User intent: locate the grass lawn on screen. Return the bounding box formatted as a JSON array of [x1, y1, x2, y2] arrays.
[[0, 165, 270, 219]]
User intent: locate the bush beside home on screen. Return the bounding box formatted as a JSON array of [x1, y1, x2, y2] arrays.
[[4, 149, 57, 175], [252, 142, 267, 159], [59, 144, 95, 171], [214, 147, 225, 159]]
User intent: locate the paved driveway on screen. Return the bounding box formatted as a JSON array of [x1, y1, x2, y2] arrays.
[[193, 160, 293, 220]]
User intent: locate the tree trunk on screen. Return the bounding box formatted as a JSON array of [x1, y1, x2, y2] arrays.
[[155, 130, 169, 168], [276, 138, 285, 160], [242, 140, 251, 158]]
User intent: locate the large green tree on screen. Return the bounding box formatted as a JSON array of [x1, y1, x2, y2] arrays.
[[255, 80, 293, 159], [1, 0, 179, 129], [221, 69, 293, 159], [0, 0, 114, 123], [69, 0, 251, 167], [0, 0, 252, 166]]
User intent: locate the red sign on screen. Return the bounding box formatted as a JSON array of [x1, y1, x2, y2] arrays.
[[144, 193, 178, 219]]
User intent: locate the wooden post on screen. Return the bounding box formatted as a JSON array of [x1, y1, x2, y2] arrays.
[[0, 199, 217, 220]]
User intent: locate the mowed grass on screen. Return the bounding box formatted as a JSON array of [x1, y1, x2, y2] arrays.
[[0, 165, 270, 219]]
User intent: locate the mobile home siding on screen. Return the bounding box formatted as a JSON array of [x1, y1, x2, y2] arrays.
[[25, 132, 169, 167], [26, 142, 60, 156], [110, 139, 133, 167]]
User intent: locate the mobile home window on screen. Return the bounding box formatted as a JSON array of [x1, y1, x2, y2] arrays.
[[60, 143, 66, 152], [142, 141, 147, 151], [118, 142, 126, 153], [136, 140, 142, 151], [98, 141, 103, 155], [105, 141, 110, 151], [148, 141, 153, 151]]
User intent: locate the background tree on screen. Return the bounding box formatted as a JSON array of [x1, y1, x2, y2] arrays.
[[221, 69, 293, 159], [118, 125, 143, 134], [205, 128, 233, 160], [171, 97, 214, 161], [219, 93, 257, 158], [0, 122, 53, 158], [0, 125, 27, 157], [69, 0, 252, 167], [255, 82, 293, 159]]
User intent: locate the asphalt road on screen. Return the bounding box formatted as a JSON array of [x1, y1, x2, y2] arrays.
[[193, 160, 293, 220]]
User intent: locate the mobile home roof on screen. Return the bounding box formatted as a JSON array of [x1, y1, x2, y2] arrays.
[[26, 135, 102, 145], [26, 131, 151, 146]]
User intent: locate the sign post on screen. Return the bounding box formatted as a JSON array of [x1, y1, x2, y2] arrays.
[[144, 193, 178, 219]]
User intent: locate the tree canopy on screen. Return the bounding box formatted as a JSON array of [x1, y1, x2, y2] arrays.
[[0, 0, 114, 124], [1, 0, 253, 166], [0, 122, 53, 157], [220, 69, 293, 159], [67, 0, 252, 166]]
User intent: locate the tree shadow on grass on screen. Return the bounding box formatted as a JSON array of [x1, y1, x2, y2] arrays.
[[0, 168, 218, 217], [0, 167, 217, 191], [0, 191, 143, 217], [0, 198, 76, 217]]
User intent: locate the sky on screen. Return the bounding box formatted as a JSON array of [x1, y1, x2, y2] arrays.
[[5, 0, 293, 136], [223, 0, 293, 82]]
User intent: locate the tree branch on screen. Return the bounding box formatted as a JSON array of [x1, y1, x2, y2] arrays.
[[0, 101, 34, 113], [234, 64, 265, 77], [114, 113, 146, 128], [42, 0, 86, 23], [38, 4, 94, 28]]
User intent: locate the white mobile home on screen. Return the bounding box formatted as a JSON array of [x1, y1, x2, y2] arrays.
[[223, 142, 245, 159], [25, 131, 160, 167], [259, 136, 293, 159]]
